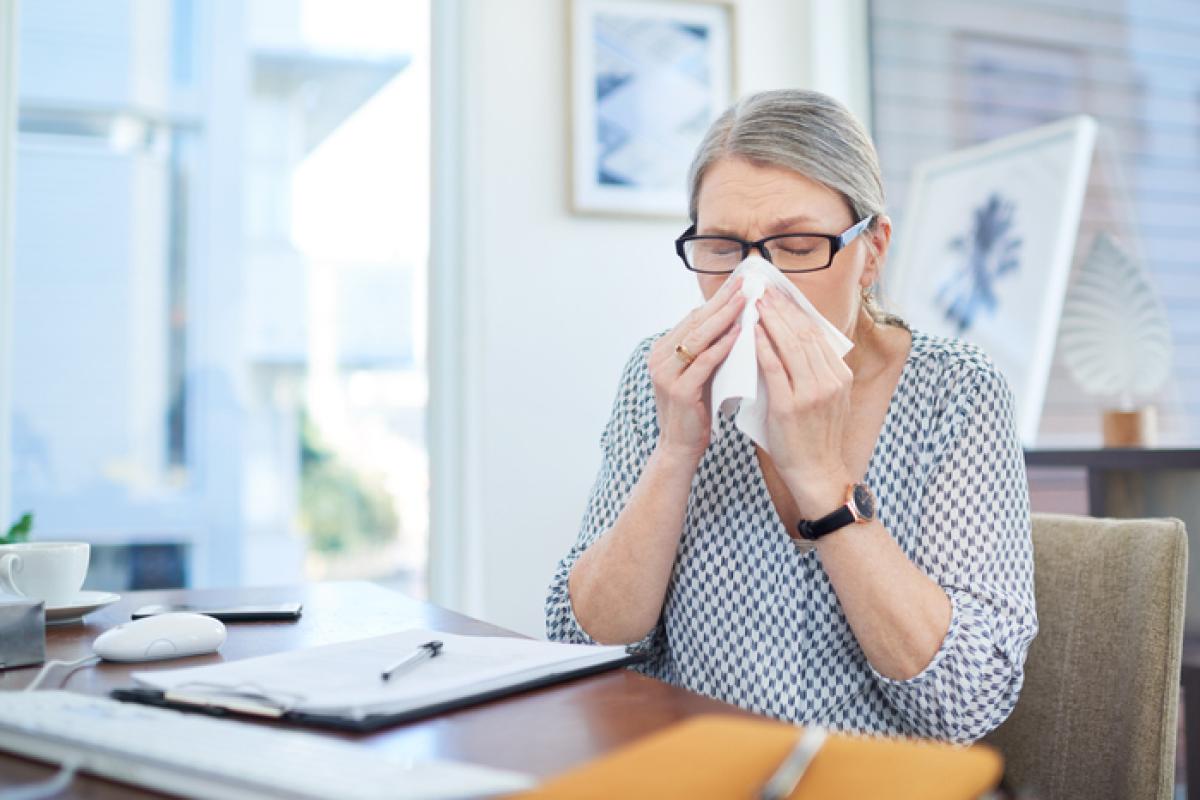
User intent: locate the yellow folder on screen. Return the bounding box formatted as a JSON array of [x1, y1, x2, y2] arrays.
[[515, 714, 1002, 800]]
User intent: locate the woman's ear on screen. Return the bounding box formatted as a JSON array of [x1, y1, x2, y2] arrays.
[[860, 214, 893, 288]]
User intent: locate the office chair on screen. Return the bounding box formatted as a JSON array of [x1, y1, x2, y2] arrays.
[[985, 513, 1187, 800]]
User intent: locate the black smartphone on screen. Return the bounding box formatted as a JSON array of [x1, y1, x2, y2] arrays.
[[131, 602, 303, 622]]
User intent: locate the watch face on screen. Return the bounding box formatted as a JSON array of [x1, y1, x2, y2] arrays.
[[851, 483, 876, 521]]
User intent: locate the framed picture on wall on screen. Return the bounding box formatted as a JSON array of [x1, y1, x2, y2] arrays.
[[569, 0, 735, 217], [885, 115, 1097, 447]]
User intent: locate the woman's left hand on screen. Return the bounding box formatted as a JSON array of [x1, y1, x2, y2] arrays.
[[754, 286, 854, 515]]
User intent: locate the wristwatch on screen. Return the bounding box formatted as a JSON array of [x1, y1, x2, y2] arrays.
[[795, 483, 877, 541]]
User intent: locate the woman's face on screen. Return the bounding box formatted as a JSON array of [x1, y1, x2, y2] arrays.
[[693, 157, 890, 336]]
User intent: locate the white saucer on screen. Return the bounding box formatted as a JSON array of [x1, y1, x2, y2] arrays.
[[44, 591, 121, 625]]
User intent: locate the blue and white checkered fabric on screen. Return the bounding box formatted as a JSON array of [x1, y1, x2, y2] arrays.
[[546, 330, 1037, 744]]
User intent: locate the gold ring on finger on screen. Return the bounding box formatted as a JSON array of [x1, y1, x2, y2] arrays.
[[674, 343, 697, 366]]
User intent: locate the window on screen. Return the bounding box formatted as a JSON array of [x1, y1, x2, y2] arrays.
[[6, 0, 430, 593], [870, 0, 1198, 444]]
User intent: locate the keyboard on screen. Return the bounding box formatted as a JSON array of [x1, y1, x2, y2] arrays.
[[0, 691, 535, 799]]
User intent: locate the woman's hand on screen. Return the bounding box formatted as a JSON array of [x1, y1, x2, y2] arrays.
[[754, 286, 854, 515], [648, 277, 745, 462]]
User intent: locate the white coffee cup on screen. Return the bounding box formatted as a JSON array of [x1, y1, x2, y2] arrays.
[[0, 542, 90, 606]]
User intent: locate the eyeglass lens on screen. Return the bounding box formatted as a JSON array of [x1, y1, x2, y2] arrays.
[[683, 236, 832, 272]]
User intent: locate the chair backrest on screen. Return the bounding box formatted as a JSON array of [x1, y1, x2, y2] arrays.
[[985, 513, 1187, 800]]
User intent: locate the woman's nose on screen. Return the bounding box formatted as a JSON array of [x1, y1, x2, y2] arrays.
[[752, 243, 775, 264]]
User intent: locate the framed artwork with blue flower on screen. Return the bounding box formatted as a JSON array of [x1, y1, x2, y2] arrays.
[[887, 115, 1097, 446], [569, 0, 735, 217]]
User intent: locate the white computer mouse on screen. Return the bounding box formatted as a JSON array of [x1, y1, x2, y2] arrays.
[[93, 612, 226, 663]]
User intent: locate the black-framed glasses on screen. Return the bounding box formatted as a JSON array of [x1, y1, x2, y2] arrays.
[[674, 215, 875, 274]]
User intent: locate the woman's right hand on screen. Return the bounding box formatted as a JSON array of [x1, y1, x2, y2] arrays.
[[648, 276, 745, 461]]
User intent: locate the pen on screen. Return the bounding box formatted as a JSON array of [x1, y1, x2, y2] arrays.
[[380, 640, 444, 682], [759, 726, 827, 800]]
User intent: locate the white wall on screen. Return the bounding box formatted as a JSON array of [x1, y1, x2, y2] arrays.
[[432, 0, 870, 635]]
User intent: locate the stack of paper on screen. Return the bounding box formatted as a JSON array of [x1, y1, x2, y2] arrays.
[[131, 628, 634, 723]]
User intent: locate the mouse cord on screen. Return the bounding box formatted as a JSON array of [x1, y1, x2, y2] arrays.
[[23, 655, 100, 692], [0, 656, 102, 799], [0, 760, 80, 800]]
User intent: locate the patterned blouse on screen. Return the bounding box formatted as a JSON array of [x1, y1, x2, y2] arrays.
[[546, 329, 1037, 743]]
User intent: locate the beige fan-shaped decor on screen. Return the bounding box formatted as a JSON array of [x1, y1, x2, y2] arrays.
[[1058, 233, 1172, 411]]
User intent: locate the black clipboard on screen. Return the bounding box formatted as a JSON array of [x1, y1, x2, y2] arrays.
[[110, 651, 644, 733]]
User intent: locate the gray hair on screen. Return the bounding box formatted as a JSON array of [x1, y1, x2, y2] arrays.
[[686, 89, 902, 326]]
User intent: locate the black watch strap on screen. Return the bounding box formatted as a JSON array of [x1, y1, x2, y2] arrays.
[[795, 505, 855, 541]]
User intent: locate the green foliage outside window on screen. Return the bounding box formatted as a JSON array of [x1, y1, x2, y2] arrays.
[[299, 414, 399, 555]]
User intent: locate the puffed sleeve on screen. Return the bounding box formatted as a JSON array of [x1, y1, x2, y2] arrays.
[[545, 337, 664, 658], [869, 359, 1038, 743]]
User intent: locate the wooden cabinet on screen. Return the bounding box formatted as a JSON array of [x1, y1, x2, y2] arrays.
[[1026, 449, 1200, 633]]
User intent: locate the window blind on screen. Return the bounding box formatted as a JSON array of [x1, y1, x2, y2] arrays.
[[870, 0, 1199, 445]]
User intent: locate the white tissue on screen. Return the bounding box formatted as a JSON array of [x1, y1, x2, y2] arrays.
[[710, 255, 854, 453]]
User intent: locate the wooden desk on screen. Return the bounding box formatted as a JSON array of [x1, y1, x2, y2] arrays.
[[0, 582, 752, 798]]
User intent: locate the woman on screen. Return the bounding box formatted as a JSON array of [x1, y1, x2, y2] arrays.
[[545, 89, 1036, 743]]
